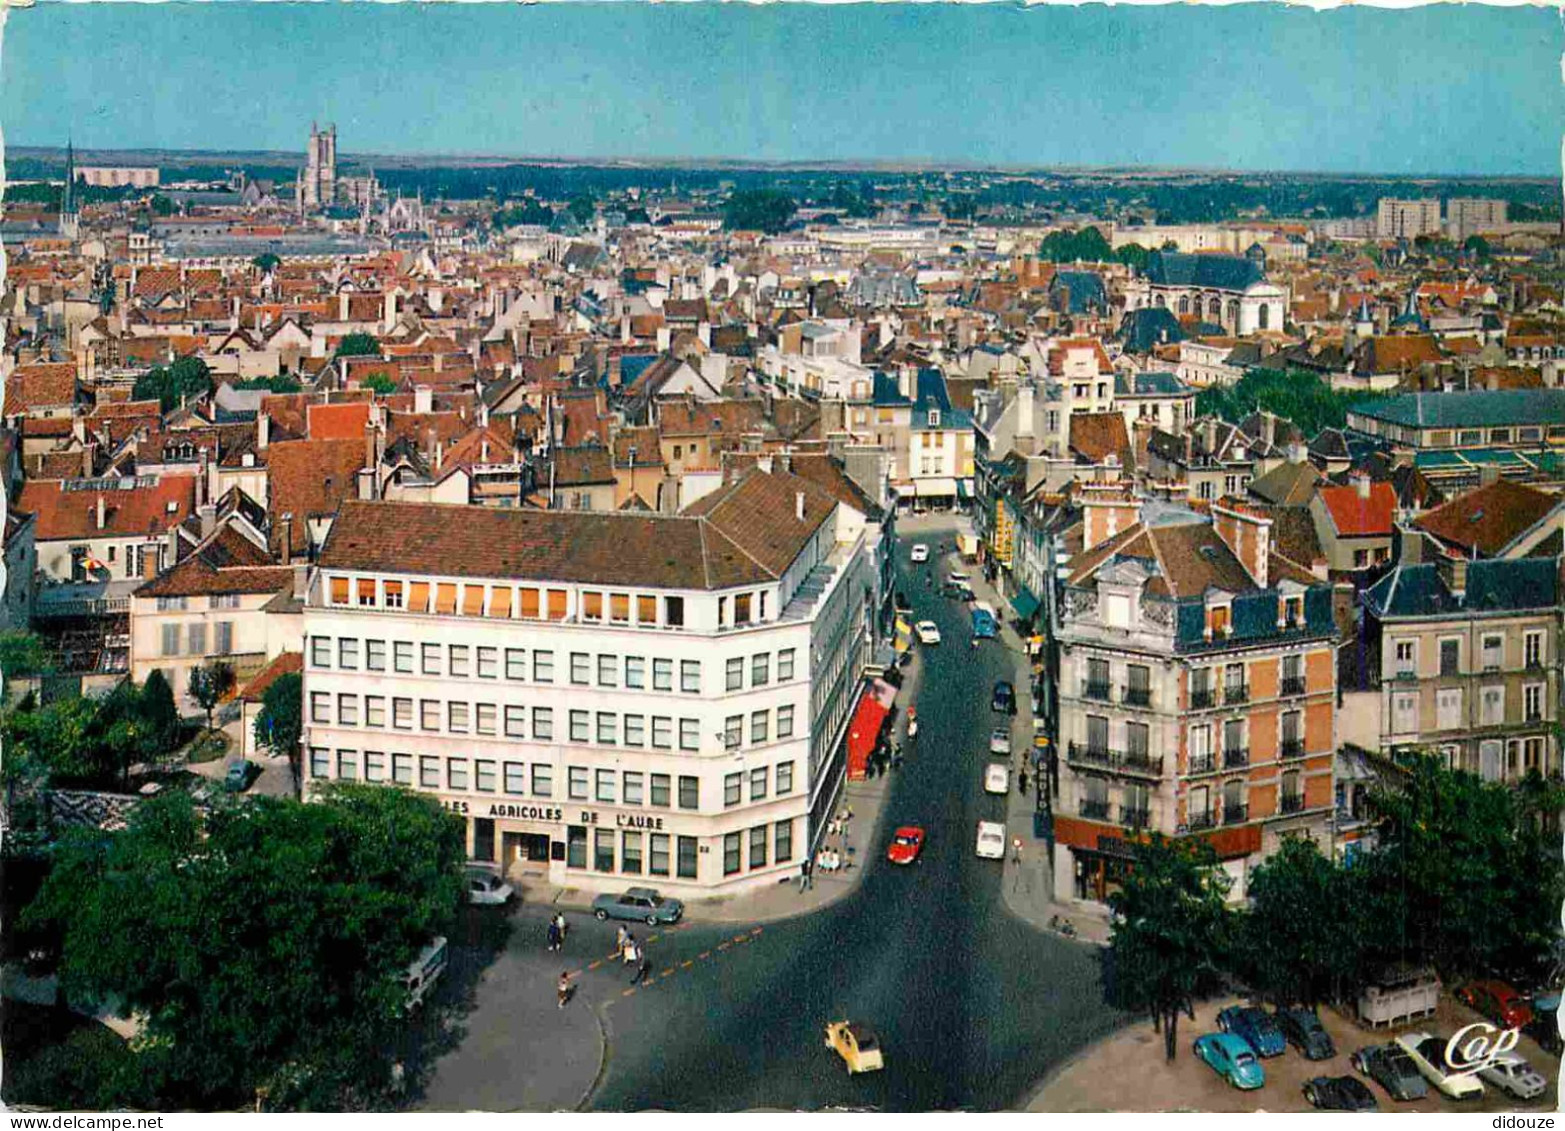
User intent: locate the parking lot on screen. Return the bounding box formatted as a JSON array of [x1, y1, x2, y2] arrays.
[[1031, 993, 1559, 1113]]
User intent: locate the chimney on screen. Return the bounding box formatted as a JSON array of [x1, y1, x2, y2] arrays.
[[278, 513, 293, 566], [1479, 463, 1501, 487], [81, 443, 95, 478], [95, 494, 106, 531], [293, 563, 309, 599], [1212, 499, 1273, 588], [198, 503, 216, 538], [795, 491, 806, 521], [1351, 470, 1371, 500], [897, 366, 913, 400], [195, 450, 208, 508], [1287, 440, 1306, 465], [415, 385, 433, 415], [1080, 485, 1141, 551], [1398, 525, 1424, 565], [1203, 418, 1218, 454], [1262, 413, 1276, 449], [257, 412, 271, 450], [1015, 383, 1036, 439], [1438, 552, 1468, 599]]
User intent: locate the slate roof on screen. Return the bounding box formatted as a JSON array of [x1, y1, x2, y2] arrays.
[[1114, 371, 1189, 398], [1117, 307, 1186, 353], [1414, 478, 1563, 558], [1351, 389, 1565, 430], [1049, 270, 1107, 314], [1364, 557, 1560, 619], [1146, 251, 1263, 291]]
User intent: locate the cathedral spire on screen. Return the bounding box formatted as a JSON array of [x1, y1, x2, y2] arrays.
[[59, 138, 79, 240]]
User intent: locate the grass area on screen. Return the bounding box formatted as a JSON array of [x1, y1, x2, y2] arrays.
[[185, 729, 231, 764], [0, 1001, 136, 1109]]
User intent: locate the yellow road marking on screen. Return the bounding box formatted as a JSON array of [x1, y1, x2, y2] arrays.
[[731, 933, 748, 943], [698, 951, 711, 960], [621, 988, 636, 998], [662, 967, 676, 977], [681, 960, 694, 969], [751, 926, 763, 935], [717, 941, 731, 951], [587, 960, 601, 970]]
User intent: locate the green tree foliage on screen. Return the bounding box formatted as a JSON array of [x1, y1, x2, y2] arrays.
[[150, 194, 175, 217], [944, 193, 979, 221], [1, 696, 105, 786], [251, 253, 281, 273], [132, 356, 214, 413], [138, 670, 182, 755], [1035, 226, 1151, 271], [187, 662, 234, 737], [722, 189, 796, 235], [22, 786, 466, 1110], [828, 181, 877, 219], [255, 672, 303, 795], [1196, 368, 1384, 438], [359, 372, 398, 396], [1360, 754, 1565, 984], [334, 332, 381, 359], [1108, 834, 1233, 1062], [0, 631, 55, 680], [232, 375, 303, 393], [1462, 235, 1492, 261], [492, 199, 554, 228], [567, 195, 597, 226]]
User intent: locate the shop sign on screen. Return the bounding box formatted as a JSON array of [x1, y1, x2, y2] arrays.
[[444, 797, 667, 831]]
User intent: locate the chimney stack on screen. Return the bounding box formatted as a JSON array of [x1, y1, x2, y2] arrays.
[[257, 412, 270, 450], [1212, 499, 1273, 589], [1352, 470, 1371, 500], [415, 386, 434, 415], [278, 513, 293, 566], [1438, 551, 1468, 599], [95, 494, 106, 531], [795, 491, 806, 521], [1398, 525, 1424, 565], [1479, 463, 1502, 488]]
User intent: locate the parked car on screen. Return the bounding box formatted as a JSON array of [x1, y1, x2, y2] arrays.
[[1457, 979, 1534, 1030], [1303, 1075, 1378, 1111], [1523, 1010, 1563, 1057], [1193, 1032, 1265, 1089], [1351, 1043, 1429, 1101], [910, 543, 929, 563], [1478, 1053, 1548, 1100], [989, 727, 1012, 755], [1274, 1006, 1336, 1060], [975, 820, 1006, 860], [591, 887, 684, 926], [946, 570, 971, 585], [984, 763, 1010, 794], [223, 759, 258, 792], [1216, 1005, 1287, 1057], [937, 582, 965, 600], [885, 826, 925, 866], [1395, 1031, 1484, 1099], [991, 681, 1016, 714], [465, 866, 514, 906], [915, 620, 942, 645], [825, 1020, 884, 1074]]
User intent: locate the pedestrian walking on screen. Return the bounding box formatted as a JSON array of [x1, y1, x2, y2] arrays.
[[634, 946, 651, 985], [625, 940, 641, 982], [1019, 768, 1029, 796], [616, 924, 630, 956], [546, 919, 561, 952], [557, 971, 571, 1009], [622, 931, 637, 964], [553, 911, 568, 950], [799, 858, 812, 892], [1011, 837, 1023, 865]]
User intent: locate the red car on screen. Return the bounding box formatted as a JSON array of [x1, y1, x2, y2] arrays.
[[886, 826, 925, 865], [1458, 980, 1533, 1030]]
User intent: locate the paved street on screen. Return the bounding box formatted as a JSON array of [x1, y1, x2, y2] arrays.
[[411, 517, 1122, 1111]]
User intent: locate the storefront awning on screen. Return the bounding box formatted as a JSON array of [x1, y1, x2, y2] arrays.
[[1010, 587, 1041, 621], [846, 689, 891, 781], [915, 477, 958, 498]]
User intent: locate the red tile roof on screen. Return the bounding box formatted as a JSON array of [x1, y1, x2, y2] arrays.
[[16, 475, 195, 542], [307, 401, 373, 441], [4, 362, 78, 415], [237, 651, 303, 702], [1318, 480, 1395, 537], [265, 438, 370, 554], [1414, 478, 1562, 557]]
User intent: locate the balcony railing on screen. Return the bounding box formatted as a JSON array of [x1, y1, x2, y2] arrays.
[[1224, 684, 1250, 706], [1082, 681, 1113, 702], [1222, 747, 1250, 769], [1122, 685, 1153, 708], [1279, 792, 1305, 814], [1188, 754, 1216, 775], [1079, 798, 1111, 821], [1187, 809, 1216, 831], [1280, 737, 1305, 759], [1280, 676, 1307, 697], [1120, 806, 1152, 830], [1527, 711, 1545, 724], [1067, 742, 1165, 778], [1222, 802, 1250, 825], [1190, 688, 1216, 710]]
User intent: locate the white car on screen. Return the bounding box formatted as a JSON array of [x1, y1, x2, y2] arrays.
[[1395, 1032, 1485, 1100], [947, 569, 971, 584], [984, 763, 1010, 794], [1479, 1054, 1548, 1100], [976, 820, 1006, 860], [915, 620, 941, 645], [465, 867, 515, 906], [910, 543, 929, 563], [989, 727, 1012, 756]]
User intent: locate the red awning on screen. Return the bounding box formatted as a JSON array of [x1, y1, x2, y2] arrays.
[[846, 689, 891, 781]]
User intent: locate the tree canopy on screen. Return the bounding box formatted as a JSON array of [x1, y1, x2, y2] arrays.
[[2, 677, 183, 793], [255, 671, 303, 795], [1034, 226, 1153, 271], [334, 333, 382, 359], [1196, 368, 1384, 438], [1108, 834, 1231, 1061], [359, 372, 398, 396], [251, 253, 281, 273], [232, 374, 303, 393], [132, 356, 214, 413], [187, 662, 233, 736], [566, 195, 597, 226], [723, 189, 796, 235], [23, 786, 466, 1110], [0, 631, 55, 680], [492, 199, 554, 229]]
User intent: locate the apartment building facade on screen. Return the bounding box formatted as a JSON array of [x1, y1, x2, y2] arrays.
[[1363, 552, 1561, 780], [300, 470, 876, 897], [1051, 498, 1338, 905]]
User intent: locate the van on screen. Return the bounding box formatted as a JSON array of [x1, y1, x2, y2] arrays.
[[402, 936, 449, 1011]]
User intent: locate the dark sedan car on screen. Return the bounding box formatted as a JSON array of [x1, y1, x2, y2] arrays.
[[991, 681, 1016, 714], [1275, 1006, 1336, 1060], [1304, 1075, 1378, 1111], [1350, 1043, 1429, 1101], [1216, 1004, 1286, 1058]]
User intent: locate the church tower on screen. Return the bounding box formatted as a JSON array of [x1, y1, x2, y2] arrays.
[[59, 140, 80, 240]]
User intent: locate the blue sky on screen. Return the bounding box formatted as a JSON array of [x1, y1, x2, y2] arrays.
[[4, 3, 1559, 174]]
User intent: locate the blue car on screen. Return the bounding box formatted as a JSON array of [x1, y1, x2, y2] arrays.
[[1194, 1032, 1266, 1090], [1217, 1005, 1287, 1058]]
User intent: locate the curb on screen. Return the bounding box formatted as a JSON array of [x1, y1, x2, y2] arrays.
[[1016, 1015, 1141, 1111], [575, 997, 612, 1112]]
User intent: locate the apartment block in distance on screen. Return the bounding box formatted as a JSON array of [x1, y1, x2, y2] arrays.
[[301, 467, 877, 897], [1052, 491, 1337, 905]]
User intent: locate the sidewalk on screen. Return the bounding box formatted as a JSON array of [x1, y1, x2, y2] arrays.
[[954, 536, 1112, 948], [514, 646, 925, 927]]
